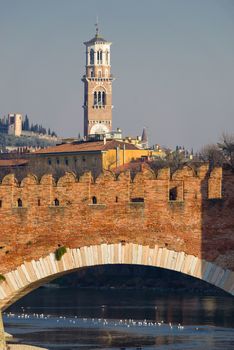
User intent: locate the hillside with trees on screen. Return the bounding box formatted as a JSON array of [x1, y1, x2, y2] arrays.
[[0, 114, 58, 150], [0, 133, 57, 150], [0, 114, 57, 137], [22, 114, 57, 137]]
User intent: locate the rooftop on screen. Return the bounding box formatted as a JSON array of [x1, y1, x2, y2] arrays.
[[33, 140, 140, 155], [0, 159, 28, 167], [84, 33, 110, 46]]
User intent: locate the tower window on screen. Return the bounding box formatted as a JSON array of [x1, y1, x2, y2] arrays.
[[94, 91, 97, 105], [106, 51, 109, 64], [94, 90, 106, 107], [98, 70, 102, 78], [90, 49, 94, 64], [0, 200, 2, 208], [97, 50, 103, 64], [98, 91, 102, 105], [102, 92, 106, 105]]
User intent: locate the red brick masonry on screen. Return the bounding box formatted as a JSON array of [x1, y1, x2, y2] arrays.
[[0, 165, 233, 303]]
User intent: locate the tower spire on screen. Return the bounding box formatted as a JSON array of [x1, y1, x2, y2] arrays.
[[95, 16, 99, 37], [141, 127, 149, 149]]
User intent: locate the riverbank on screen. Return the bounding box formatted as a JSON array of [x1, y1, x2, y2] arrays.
[[5, 333, 47, 350], [7, 345, 47, 350]]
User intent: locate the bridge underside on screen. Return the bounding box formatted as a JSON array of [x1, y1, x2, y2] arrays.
[[0, 243, 234, 311]]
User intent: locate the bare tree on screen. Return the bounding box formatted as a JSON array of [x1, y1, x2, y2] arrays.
[[199, 144, 224, 168], [218, 133, 234, 170]]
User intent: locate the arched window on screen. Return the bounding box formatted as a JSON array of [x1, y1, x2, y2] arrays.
[[92, 196, 97, 204], [94, 90, 105, 107], [94, 91, 97, 105], [102, 92, 106, 106], [17, 198, 23, 207], [98, 91, 102, 105], [90, 49, 94, 64], [38, 199, 41, 206], [0, 200, 2, 208], [54, 198, 59, 206], [90, 69, 94, 77], [97, 50, 102, 64]]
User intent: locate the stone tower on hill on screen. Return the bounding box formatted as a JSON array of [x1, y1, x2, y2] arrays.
[[82, 26, 114, 138]]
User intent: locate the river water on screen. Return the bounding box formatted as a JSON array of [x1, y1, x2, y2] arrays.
[[4, 287, 234, 350]]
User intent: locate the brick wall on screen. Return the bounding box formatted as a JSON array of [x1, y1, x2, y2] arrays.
[[0, 165, 233, 276]]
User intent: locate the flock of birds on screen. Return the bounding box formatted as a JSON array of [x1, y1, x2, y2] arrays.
[[3, 310, 194, 331]]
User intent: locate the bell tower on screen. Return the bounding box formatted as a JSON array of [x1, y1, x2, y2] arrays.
[[82, 26, 114, 138]]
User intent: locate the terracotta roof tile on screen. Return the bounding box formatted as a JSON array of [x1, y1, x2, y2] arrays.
[[33, 140, 139, 155], [102, 140, 139, 151], [0, 159, 28, 167], [33, 141, 104, 154]]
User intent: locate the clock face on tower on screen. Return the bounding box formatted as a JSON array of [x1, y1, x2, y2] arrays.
[[90, 123, 109, 135]]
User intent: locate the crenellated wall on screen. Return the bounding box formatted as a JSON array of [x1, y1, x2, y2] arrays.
[[0, 164, 233, 302]]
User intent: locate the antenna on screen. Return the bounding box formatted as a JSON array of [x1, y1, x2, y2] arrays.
[[95, 15, 99, 36]]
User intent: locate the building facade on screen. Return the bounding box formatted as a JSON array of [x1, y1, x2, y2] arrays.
[[82, 27, 114, 138], [28, 140, 159, 175]]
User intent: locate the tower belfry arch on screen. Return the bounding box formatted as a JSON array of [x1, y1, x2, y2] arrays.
[[82, 27, 114, 137]]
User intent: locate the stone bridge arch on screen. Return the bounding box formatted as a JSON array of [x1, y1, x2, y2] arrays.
[[0, 243, 234, 311]]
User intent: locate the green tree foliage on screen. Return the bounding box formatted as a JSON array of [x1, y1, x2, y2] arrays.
[[0, 116, 8, 134], [0, 274, 6, 282], [21, 115, 57, 136], [55, 246, 67, 261], [22, 115, 30, 131]]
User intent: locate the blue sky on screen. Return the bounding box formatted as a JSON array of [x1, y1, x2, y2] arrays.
[[0, 0, 233, 150]]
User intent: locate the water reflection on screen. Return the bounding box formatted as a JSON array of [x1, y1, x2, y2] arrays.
[[4, 288, 234, 350]]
